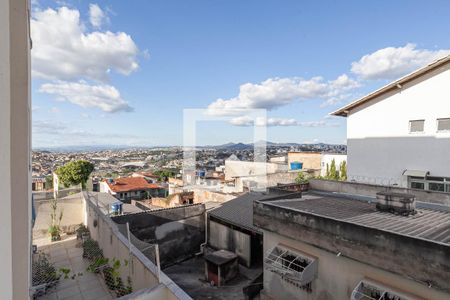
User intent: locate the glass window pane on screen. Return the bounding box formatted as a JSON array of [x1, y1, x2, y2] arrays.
[[429, 182, 445, 192], [411, 181, 424, 190], [446, 185, 450, 193]]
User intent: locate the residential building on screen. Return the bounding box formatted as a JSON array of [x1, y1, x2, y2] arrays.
[[32, 176, 47, 191], [332, 55, 450, 191], [131, 171, 160, 183], [207, 187, 303, 268], [100, 177, 167, 202], [287, 152, 321, 172], [287, 152, 346, 178], [254, 183, 450, 300]]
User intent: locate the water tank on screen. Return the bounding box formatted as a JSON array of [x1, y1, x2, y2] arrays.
[[290, 162, 303, 170], [197, 170, 206, 177], [111, 202, 123, 215]]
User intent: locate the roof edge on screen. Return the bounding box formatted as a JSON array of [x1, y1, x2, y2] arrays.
[[331, 54, 450, 117]]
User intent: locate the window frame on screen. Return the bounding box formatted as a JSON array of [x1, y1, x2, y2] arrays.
[[408, 176, 450, 194], [437, 117, 450, 132], [408, 119, 425, 133]]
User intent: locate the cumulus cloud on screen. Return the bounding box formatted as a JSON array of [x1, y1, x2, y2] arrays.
[[89, 4, 108, 28], [351, 43, 450, 80], [229, 116, 335, 127], [31, 6, 139, 82], [39, 81, 133, 112], [207, 74, 359, 115]]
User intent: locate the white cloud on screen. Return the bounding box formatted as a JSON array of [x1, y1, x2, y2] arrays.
[[229, 116, 335, 127], [89, 4, 107, 28], [351, 43, 450, 80], [32, 120, 149, 147], [39, 81, 133, 112], [207, 74, 359, 115], [31, 6, 139, 82]]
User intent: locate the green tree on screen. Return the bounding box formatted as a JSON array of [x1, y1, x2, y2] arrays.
[[295, 172, 309, 184], [153, 170, 176, 182], [329, 159, 338, 180], [325, 163, 330, 178], [45, 175, 54, 189], [56, 160, 94, 189], [339, 160, 347, 181]]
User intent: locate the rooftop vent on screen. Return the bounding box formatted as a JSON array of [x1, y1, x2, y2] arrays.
[[376, 192, 416, 216]]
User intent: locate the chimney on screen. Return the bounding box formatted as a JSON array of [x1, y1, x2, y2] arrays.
[[376, 192, 416, 216]]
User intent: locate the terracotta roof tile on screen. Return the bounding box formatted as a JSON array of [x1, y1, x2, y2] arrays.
[[107, 177, 160, 193]]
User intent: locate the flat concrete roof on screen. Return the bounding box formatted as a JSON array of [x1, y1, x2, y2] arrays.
[[262, 192, 450, 246]]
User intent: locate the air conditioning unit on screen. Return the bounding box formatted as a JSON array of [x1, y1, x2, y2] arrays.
[[351, 280, 413, 300]]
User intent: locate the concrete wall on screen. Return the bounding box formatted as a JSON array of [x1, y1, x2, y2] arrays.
[[0, 0, 31, 298], [208, 220, 252, 267], [309, 178, 450, 206], [83, 195, 191, 299], [254, 200, 450, 297], [193, 189, 236, 204], [113, 205, 206, 268], [287, 152, 321, 170], [33, 196, 84, 238], [232, 171, 301, 193], [261, 230, 448, 300], [225, 160, 287, 181], [346, 64, 450, 186]]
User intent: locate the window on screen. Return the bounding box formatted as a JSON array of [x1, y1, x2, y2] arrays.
[[410, 181, 424, 190], [264, 245, 317, 286], [409, 120, 424, 133], [351, 280, 410, 300], [408, 176, 450, 193], [429, 182, 445, 192], [437, 118, 450, 131]]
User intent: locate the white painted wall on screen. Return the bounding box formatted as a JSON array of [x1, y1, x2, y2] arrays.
[[0, 1, 31, 298], [224, 160, 287, 181], [346, 64, 450, 186]]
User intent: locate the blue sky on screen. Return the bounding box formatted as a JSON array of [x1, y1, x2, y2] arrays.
[[31, 0, 450, 148]]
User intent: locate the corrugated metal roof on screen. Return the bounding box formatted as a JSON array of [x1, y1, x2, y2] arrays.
[[209, 192, 277, 233], [267, 193, 450, 246]]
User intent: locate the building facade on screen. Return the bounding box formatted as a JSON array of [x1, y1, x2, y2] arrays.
[[100, 177, 167, 202], [333, 56, 450, 191], [254, 190, 450, 300]]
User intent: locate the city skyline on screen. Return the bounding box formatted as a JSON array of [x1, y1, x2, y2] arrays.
[[31, 0, 450, 147]]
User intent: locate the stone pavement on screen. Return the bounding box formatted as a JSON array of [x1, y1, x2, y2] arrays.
[[35, 236, 114, 300]]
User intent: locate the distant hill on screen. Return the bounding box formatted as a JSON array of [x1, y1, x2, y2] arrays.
[[205, 141, 346, 151]]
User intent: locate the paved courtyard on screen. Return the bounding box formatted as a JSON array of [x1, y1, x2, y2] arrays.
[[34, 236, 114, 300]]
